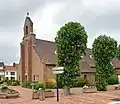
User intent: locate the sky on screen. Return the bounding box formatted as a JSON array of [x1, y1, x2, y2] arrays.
[[1, 0, 120, 65]]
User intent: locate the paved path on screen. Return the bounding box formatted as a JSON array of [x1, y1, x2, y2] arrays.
[[0, 86, 119, 104], [0, 86, 59, 104]]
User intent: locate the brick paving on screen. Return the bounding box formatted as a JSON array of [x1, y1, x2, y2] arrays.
[[0, 86, 119, 104]]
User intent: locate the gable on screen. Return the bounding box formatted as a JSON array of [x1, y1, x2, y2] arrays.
[[36, 39, 56, 64]]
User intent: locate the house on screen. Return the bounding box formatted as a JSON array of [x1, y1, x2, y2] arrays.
[[0, 62, 5, 80], [0, 62, 18, 80], [17, 14, 120, 85], [4, 63, 18, 80]]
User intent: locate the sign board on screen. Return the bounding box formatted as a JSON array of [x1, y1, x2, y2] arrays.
[[52, 67, 64, 74]]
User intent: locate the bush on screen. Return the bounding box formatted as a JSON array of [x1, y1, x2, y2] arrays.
[[107, 75, 118, 85], [6, 80, 12, 85], [72, 77, 87, 87], [0, 80, 4, 84], [34, 82, 45, 90], [22, 81, 31, 88], [11, 82, 18, 86], [7, 89, 18, 94], [0, 86, 9, 91], [46, 79, 56, 89]]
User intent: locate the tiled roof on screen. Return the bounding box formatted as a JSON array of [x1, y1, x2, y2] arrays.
[[4, 66, 17, 71], [35, 39, 120, 72], [35, 39, 95, 72], [0, 70, 5, 72], [36, 39, 56, 64]]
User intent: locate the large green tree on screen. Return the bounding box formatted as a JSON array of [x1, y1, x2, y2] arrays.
[[117, 45, 120, 60], [55, 22, 88, 95], [92, 35, 117, 91]]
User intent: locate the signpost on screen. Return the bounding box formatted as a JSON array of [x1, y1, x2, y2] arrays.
[[30, 83, 35, 99], [52, 67, 64, 102]]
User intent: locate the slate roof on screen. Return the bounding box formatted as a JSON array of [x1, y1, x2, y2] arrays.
[[35, 39, 120, 73], [36, 39, 56, 65], [24, 16, 33, 26], [35, 39, 95, 73]]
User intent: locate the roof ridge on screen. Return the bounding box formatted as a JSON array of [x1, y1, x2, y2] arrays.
[[36, 39, 55, 43]]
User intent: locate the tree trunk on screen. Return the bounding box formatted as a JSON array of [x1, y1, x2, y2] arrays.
[[64, 86, 70, 96]]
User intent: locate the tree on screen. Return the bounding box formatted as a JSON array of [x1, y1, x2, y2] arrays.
[[92, 35, 117, 91], [55, 22, 88, 95], [117, 45, 120, 60]]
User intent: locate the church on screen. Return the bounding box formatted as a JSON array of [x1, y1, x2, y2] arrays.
[[17, 14, 120, 85]]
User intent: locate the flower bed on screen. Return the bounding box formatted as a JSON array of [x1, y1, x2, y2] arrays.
[[0, 86, 19, 99]]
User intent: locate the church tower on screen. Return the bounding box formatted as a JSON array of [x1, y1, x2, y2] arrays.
[[20, 13, 36, 82]]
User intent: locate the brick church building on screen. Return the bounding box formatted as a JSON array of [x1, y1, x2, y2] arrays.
[[17, 15, 96, 84], [17, 15, 56, 83], [17, 15, 120, 84]]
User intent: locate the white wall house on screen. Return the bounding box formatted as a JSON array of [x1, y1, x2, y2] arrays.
[[0, 62, 18, 80], [5, 70, 17, 80], [4, 63, 17, 80]]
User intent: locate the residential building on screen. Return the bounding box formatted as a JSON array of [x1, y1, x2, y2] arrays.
[[0, 62, 5, 80], [0, 62, 18, 80], [4, 63, 18, 80]]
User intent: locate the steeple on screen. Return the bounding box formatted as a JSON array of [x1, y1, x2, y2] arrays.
[[23, 12, 33, 36]]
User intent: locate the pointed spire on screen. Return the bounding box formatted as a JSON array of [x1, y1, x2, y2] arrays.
[[24, 12, 33, 26]]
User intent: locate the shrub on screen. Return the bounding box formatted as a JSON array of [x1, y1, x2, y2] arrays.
[[72, 77, 87, 87], [107, 75, 118, 85], [11, 82, 18, 86], [0, 80, 4, 84], [22, 81, 31, 88], [0, 86, 9, 91], [14, 80, 20, 85], [6, 80, 12, 85], [46, 79, 56, 89], [34, 82, 45, 90], [7, 89, 18, 94]]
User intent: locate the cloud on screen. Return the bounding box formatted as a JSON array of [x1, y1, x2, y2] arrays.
[[0, 0, 120, 64]]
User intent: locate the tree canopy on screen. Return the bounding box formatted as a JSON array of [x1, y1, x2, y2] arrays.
[[92, 35, 117, 91], [55, 22, 88, 89], [117, 45, 120, 60]]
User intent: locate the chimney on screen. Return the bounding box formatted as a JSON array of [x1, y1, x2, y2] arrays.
[[13, 62, 16, 67]]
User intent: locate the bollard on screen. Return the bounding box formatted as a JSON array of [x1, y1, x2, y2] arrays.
[[39, 88, 45, 101]]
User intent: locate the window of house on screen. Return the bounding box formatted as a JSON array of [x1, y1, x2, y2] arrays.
[[33, 75, 39, 81], [11, 77, 15, 80], [26, 26, 28, 34], [11, 72, 15, 75], [19, 76, 20, 80], [6, 72, 8, 75]]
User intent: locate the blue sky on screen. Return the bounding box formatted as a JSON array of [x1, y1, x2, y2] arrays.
[[0, 0, 120, 64]]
